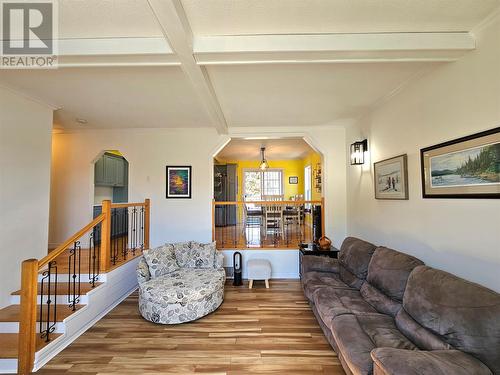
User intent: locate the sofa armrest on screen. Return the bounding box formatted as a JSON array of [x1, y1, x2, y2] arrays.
[[371, 348, 492, 375], [214, 251, 224, 269], [136, 256, 151, 284], [301, 255, 339, 275]]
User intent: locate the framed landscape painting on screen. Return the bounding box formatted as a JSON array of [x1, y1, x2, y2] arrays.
[[166, 166, 192, 199], [374, 154, 409, 200], [420, 127, 500, 198]]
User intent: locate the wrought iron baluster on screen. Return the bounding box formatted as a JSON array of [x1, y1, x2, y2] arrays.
[[132, 207, 137, 255], [140, 206, 144, 251], [121, 208, 128, 260], [40, 261, 57, 342], [111, 208, 118, 265], [89, 225, 100, 288], [68, 241, 81, 311]]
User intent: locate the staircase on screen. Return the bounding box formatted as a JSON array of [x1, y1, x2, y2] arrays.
[[0, 199, 150, 374]]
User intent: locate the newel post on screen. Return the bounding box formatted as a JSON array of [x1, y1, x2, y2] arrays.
[[144, 199, 150, 250], [100, 199, 112, 272], [18, 259, 39, 374]]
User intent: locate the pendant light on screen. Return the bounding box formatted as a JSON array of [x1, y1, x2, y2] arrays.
[[259, 147, 269, 170]]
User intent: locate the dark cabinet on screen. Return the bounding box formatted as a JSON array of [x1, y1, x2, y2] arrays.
[[95, 153, 127, 187]]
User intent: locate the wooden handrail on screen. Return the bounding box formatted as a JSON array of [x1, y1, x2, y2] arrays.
[[213, 200, 323, 205], [110, 202, 147, 208], [18, 198, 150, 373], [39, 214, 105, 269]]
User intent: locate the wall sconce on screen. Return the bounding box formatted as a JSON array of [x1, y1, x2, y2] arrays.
[[350, 139, 368, 165]]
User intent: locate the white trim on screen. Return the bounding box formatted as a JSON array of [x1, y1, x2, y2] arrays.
[[194, 32, 475, 65]]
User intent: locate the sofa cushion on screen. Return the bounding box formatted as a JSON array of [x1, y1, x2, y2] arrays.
[[359, 247, 423, 317], [143, 244, 179, 278], [313, 287, 377, 329], [403, 266, 500, 374], [338, 237, 377, 288], [331, 313, 417, 375], [395, 309, 451, 351], [302, 271, 353, 301], [371, 348, 493, 375], [172, 241, 193, 267], [139, 268, 226, 305]]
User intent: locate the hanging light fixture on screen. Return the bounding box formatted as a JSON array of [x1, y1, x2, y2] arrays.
[[259, 147, 269, 170]]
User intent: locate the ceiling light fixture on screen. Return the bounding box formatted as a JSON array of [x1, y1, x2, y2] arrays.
[[259, 147, 269, 170], [76, 118, 88, 125]]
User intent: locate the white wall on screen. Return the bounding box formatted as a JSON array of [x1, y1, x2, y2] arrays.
[[49, 126, 347, 251], [346, 14, 500, 292], [0, 87, 53, 308]]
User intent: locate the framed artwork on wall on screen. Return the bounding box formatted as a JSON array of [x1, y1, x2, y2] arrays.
[[166, 166, 192, 199], [374, 154, 409, 200], [289, 176, 298, 184], [420, 127, 500, 198]]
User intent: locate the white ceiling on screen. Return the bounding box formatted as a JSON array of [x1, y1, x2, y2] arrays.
[[207, 62, 431, 127], [59, 0, 162, 38], [0, 67, 211, 129], [1, 0, 498, 131], [216, 138, 313, 160], [181, 0, 500, 35]]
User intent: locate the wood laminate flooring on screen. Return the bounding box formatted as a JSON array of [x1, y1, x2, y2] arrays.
[[38, 280, 344, 374]]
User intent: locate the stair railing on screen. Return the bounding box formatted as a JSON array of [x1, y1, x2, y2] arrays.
[[17, 198, 150, 374]]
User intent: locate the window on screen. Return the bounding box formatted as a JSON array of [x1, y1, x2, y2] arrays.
[[244, 169, 283, 200]]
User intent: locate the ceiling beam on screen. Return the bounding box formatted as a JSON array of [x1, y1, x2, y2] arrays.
[[194, 32, 475, 65], [147, 0, 228, 134]]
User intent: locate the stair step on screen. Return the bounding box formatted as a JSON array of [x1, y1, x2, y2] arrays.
[[0, 304, 83, 323], [0, 333, 62, 359], [11, 282, 102, 296]]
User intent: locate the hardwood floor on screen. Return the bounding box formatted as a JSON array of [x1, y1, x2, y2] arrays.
[[38, 280, 344, 374]]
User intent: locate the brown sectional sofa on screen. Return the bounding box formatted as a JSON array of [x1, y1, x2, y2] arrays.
[[301, 237, 500, 375]]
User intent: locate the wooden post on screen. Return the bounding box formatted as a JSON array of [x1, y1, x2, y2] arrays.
[[100, 199, 111, 272], [18, 259, 39, 375], [321, 197, 325, 238], [144, 199, 150, 250], [211, 199, 215, 242]]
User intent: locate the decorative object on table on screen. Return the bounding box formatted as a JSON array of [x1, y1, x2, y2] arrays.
[[313, 163, 322, 193], [289, 176, 298, 184], [374, 154, 409, 200], [350, 139, 369, 165], [247, 258, 271, 289], [166, 166, 192, 198], [421, 127, 500, 198], [233, 252, 242, 286], [317, 236, 332, 250]]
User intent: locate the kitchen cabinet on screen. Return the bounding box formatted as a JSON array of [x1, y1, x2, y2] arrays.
[[95, 153, 127, 187]]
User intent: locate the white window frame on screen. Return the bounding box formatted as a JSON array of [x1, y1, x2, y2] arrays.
[[243, 168, 284, 200]]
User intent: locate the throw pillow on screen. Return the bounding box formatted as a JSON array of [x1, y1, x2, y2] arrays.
[[143, 243, 179, 278], [173, 241, 194, 267], [175, 241, 216, 269]]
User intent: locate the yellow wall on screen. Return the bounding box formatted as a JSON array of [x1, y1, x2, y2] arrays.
[[218, 151, 322, 201]]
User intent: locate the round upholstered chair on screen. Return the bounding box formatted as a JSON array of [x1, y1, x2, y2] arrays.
[[136, 242, 225, 324]]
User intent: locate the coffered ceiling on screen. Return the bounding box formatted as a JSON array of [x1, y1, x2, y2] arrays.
[[0, 0, 498, 132]]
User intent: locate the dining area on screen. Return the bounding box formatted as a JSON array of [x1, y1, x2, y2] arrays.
[[213, 195, 323, 249]]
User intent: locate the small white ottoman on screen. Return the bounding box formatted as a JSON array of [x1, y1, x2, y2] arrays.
[[247, 259, 272, 289]]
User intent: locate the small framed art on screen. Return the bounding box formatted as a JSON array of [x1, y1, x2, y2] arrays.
[[289, 176, 298, 184], [166, 166, 192, 199], [374, 154, 409, 200]]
